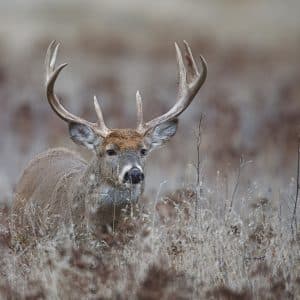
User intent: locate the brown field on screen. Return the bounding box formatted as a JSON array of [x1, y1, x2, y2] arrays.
[[0, 1, 300, 299]]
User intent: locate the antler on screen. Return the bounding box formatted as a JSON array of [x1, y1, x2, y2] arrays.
[[136, 41, 207, 134], [45, 40, 111, 137]]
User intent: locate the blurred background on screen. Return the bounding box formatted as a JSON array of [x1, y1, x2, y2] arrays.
[[0, 0, 300, 201]]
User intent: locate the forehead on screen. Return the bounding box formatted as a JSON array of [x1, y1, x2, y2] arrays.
[[103, 129, 143, 150]]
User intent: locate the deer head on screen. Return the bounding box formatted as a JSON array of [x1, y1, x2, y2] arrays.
[[45, 41, 207, 187]]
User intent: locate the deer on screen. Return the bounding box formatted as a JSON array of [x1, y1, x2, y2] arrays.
[[10, 40, 207, 246]]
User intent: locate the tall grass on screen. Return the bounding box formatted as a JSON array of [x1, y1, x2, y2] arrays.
[[1, 158, 299, 299]]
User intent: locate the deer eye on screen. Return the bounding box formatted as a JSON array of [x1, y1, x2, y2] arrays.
[[140, 148, 147, 156], [106, 149, 117, 156]]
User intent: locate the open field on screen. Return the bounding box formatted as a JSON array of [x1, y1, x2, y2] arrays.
[[0, 1, 300, 299]]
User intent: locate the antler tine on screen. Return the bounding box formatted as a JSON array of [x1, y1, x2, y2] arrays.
[[93, 96, 111, 136], [137, 41, 207, 134], [45, 41, 111, 137], [175, 42, 187, 96], [136, 90, 144, 130], [183, 40, 199, 77]]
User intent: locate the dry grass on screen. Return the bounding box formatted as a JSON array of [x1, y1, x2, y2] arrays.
[[1, 171, 300, 299]]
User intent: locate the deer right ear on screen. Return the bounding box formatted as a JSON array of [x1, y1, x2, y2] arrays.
[[69, 122, 101, 150]]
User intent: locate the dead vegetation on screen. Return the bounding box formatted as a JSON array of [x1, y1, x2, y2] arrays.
[[0, 171, 299, 299]]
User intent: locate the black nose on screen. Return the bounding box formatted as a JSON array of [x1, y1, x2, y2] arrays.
[[124, 167, 144, 184]]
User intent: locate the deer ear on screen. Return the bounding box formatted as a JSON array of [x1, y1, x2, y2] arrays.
[[145, 119, 178, 150], [69, 122, 101, 150]]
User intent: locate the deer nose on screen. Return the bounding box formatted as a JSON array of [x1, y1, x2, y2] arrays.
[[124, 167, 144, 184]]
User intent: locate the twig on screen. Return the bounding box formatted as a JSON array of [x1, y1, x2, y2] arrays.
[[152, 180, 167, 231], [193, 114, 204, 219], [244, 256, 265, 261], [229, 156, 252, 213], [229, 156, 243, 212], [291, 136, 300, 232], [195, 114, 203, 187]]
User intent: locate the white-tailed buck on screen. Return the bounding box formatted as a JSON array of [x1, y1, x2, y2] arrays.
[[11, 41, 207, 245]]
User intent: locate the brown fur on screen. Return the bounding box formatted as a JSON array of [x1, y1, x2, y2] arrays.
[[10, 148, 87, 246], [103, 129, 144, 150]]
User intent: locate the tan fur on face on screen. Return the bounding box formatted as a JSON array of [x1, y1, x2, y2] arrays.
[[103, 129, 143, 150]]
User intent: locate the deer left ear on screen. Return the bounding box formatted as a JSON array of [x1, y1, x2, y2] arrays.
[[69, 122, 101, 150], [145, 119, 178, 150]]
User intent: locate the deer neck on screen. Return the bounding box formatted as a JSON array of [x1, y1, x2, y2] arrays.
[[70, 157, 144, 238]]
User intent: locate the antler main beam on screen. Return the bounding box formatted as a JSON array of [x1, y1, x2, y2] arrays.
[[45, 40, 111, 137], [136, 41, 207, 134], [45, 40, 206, 137]]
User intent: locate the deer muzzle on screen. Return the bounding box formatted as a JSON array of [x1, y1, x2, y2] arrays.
[[123, 167, 144, 184]]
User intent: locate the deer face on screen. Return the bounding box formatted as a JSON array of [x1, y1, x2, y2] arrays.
[[69, 120, 178, 185]]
